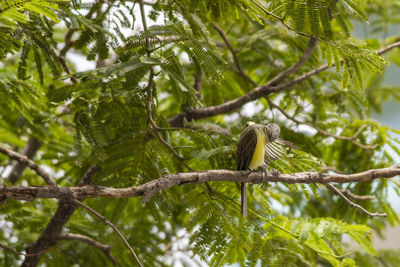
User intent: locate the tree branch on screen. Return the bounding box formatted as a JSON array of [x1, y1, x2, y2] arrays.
[[269, 40, 400, 94], [19, 166, 100, 266], [0, 242, 55, 257], [167, 40, 400, 127], [72, 200, 143, 267], [21, 197, 80, 266], [2, 164, 399, 204], [213, 23, 258, 87], [0, 146, 56, 186], [59, 233, 117, 265], [267, 99, 378, 149], [8, 137, 42, 184], [168, 37, 317, 127], [78, 165, 101, 186], [325, 183, 386, 217], [340, 189, 376, 200]]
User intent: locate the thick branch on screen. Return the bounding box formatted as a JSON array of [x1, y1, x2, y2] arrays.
[[21, 198, 79, 266], [59, 233, 116, 265], [168, 40, 400, 127], [0, 146, 56, 186], [2, 164, 399, 203], [20, 166, 100, 266]]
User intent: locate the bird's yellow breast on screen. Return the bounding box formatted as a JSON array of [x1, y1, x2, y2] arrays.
[[248, 131, 265, 170]]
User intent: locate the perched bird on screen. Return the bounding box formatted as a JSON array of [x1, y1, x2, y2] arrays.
[[236, 121, 282, 217]]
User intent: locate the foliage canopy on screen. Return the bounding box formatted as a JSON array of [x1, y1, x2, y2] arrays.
[[1, 0, 400, 266]]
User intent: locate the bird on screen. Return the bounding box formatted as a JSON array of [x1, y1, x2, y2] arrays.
[[236, 121, 284, 217]]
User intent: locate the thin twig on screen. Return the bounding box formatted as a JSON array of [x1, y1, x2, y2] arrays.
[[340, 189, 376, 200], [325, 183, 386, 217], [249, 0, 342, 48], [0, 146, 56, 186], [267, 99, 378, 150], [59, 233, 116, 264], [263, 38, 317, 87], [73, 199, 143, 267], [139, 0, 193, 171], [271, 40, 400, 93], [0, 242, 55, 257], [213, 23, 258, 86]]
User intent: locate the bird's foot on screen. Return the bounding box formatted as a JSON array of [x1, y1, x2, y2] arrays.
[[269, 168, 280, 176]]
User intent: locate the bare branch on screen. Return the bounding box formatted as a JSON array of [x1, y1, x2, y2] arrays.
[[267, 99, 378, 150], [168, 40, 400, 127], [340, 189, 376, 200], [213, 23, 258, 86], [0, 146, 56, 186], [2, 164, 399, 203], [59, 233, 116, 265], [73, 200, 143, 267], [8, 137, 42, 184], [325, 183, 386, 217]]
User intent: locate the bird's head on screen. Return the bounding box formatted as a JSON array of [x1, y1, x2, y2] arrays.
[[264, 123, 280, 142]]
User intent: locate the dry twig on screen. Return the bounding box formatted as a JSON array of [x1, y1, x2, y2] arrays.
[[325, 183, 386, 217]]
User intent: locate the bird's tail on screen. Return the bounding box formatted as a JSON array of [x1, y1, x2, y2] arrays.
[[241, 182, 247, 217]]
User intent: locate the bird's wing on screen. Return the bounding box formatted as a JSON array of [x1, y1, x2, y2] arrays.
[[266, 139, 324, 173], [265, 137, 300, 162], [236, 127, 258, 170], [276, 138, 298, 150], [265, 140, 286, 161]]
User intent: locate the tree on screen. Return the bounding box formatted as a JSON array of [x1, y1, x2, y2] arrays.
[[1, 0, 400, 266]]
